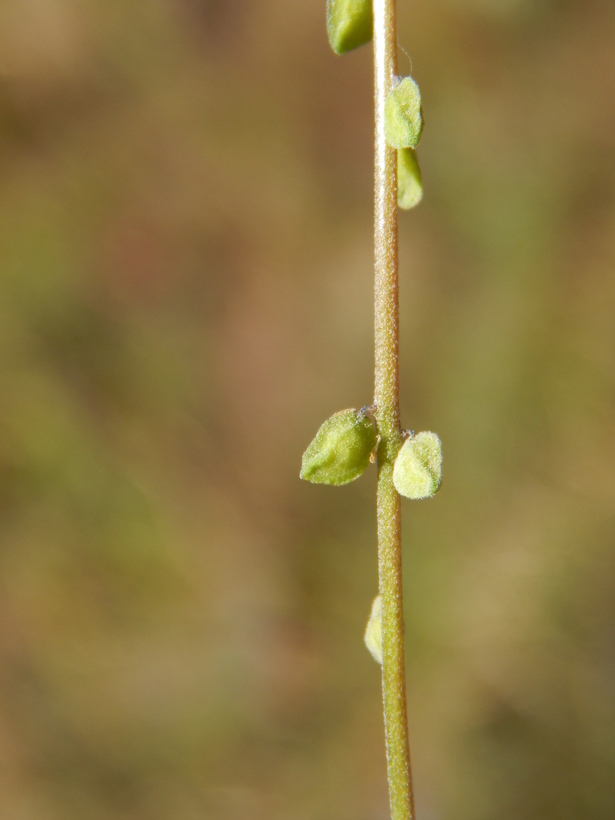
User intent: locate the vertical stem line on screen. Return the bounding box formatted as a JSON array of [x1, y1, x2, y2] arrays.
[[373, 1, 415, 818]]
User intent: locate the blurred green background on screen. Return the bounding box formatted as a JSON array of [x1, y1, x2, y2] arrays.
[[0, 1, 614, 818]]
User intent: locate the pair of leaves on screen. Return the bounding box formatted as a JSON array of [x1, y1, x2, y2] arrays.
[[388, 79, 424, 210], [327, 2, 424, 151], [301, 411, 442, 501], [327, 1, 424, 210]]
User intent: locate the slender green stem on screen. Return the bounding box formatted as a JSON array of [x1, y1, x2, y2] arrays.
[[373, 1, 415, 818]]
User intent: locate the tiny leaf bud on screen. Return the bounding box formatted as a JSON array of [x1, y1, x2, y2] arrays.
[[384, 76, 423, 149], [393, 431, 442, 499], [300, 408, 377, 486], [326, 0, 373, 55], [364, 595, 383, 665], [398, 148, 423, 210]]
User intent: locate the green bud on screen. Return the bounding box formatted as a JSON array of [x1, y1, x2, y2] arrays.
[[326, 0, 373, 55], [393, 431, 442, 499], [300, 408, 377, 486], [364, 595, 382, 665], [398, 148, 423, 210], [384, 76, 423, 149]]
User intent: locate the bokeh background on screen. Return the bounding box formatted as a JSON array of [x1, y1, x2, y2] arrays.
[[0, 1, 614, 818]]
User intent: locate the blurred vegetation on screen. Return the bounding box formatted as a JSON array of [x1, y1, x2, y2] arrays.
[[0, 1, 613, 818]]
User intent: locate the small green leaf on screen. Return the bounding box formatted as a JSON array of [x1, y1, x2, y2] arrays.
[[398, 148, 423, 210], [393, 431, 442, 499], [384, 76, 423, 149], [326, 0, 373, 55], [364, 595, 382, 665], [300, 408, 377, 486]]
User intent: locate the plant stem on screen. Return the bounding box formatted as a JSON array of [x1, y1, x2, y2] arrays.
[[373, 1, 415, 818]]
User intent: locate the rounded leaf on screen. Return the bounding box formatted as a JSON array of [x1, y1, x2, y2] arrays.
[[384, 76, 423, 149], [398, 148, 423, 210], [300, 408, 377, 486], [326, 0, 373, 55], [364, 595, 383, 665], [393, 431, 442, 499]]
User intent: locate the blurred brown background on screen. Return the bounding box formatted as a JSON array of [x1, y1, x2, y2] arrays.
[[0, 1, 614, 818]]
